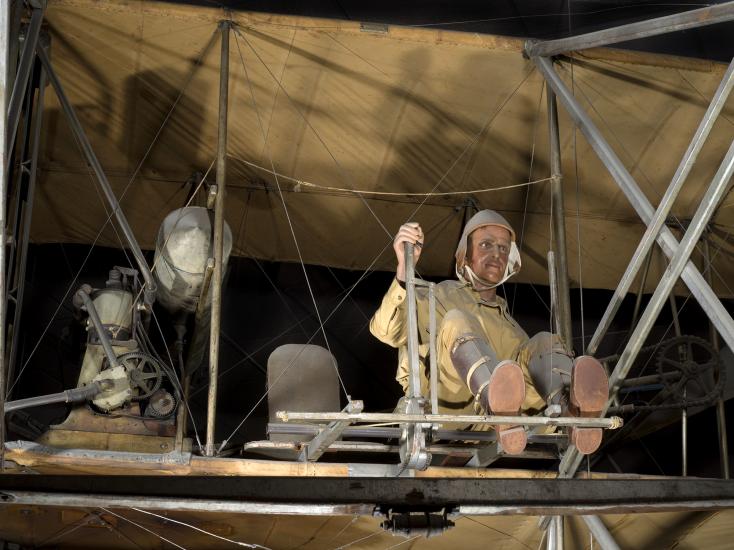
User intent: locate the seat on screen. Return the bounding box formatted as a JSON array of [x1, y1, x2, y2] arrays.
[[267, 344, 341, 442]]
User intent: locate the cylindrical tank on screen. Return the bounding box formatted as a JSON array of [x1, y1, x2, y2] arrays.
[[153, 206, 232, 314]]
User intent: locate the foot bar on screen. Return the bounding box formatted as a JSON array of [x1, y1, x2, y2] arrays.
[[276, 411, 622, 429]]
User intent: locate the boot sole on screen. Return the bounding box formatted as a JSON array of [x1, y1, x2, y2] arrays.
[[487, 361, 527, 455], [570, 356, 609, 455]]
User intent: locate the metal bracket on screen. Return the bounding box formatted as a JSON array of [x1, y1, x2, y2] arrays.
[[380, 508, 455, 538], [298, 400, 363, 462], [397, 397, 432, 472]]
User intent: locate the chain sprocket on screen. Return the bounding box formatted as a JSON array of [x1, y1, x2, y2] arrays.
[[118, 351, 164, 401]]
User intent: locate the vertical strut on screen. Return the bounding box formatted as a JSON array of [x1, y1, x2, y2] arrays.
[[404, 242, 420, 399], [547, 90, 573, 350], [0, 0, 11, 461], [7, 61, 45, 393], [205, 21, 230, 457]]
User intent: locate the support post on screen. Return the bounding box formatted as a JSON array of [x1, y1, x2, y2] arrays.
[[7, 61, 45, 395], [586, 56, 734, 356], [35, 46, 157, 306], [0, 0, 11, 462], [205, 21, 230, 457], [703, 237, 729, 479], [547, 90, 573, 350], [582, 516, 620, 550], [532, 56, 734, 361], [526, 3, 734, 57], [404, 242, 420, 399], [6, 5, 42, 158]]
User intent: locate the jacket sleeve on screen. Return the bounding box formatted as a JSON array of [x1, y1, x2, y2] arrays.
[[369, 278, 408, 348]]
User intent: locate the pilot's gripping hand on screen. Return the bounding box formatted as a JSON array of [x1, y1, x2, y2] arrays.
[[394, 222, 423, 282]]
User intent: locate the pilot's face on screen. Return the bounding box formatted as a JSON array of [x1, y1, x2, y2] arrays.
[[467, 225, 511, 284]]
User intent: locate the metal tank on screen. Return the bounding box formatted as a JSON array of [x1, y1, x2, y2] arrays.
[[153, 206, 232, 314]]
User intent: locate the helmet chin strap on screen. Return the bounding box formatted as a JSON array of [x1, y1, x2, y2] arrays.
[[458, 265, 506, 291]]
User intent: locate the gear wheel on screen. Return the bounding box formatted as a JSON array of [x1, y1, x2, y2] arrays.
[[145, 389, 177, 418], [118, 351, 163, 401], [656, 335, 722, 402]]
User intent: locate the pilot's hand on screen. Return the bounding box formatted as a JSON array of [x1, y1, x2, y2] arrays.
[[394, 222, 423, 282]]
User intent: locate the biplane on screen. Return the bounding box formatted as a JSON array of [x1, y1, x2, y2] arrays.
[[1, 0, 734, 548]]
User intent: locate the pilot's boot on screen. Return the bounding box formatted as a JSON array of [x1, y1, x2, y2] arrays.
[[567, 356, 609, 455], [450, 334, 527, 455], [526, 334, 609, 455]]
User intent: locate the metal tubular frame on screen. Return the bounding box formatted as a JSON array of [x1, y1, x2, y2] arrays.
[[587, 56, 734, 356], [547, 90, 573, 349], [1, 0, 11, 459], [532, 56, 734, 358], [35, 46, 157, 306], [609, 140, 734, 401], [5, 5, 42, 158], [7, 59, 45, 397], [526, 2, 734, 57], [404, 243, 421, 398], [276, 410, 622, 429], [298, 400, 363, 462], [582, 515, 621, 550], [205, 20, 230, 457], [77, 289, 120, 369]]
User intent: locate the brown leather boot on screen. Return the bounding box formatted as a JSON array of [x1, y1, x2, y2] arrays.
[[486, 360, 527, 455], [450, 335, 527, 455], [568, 356, 609, 455]]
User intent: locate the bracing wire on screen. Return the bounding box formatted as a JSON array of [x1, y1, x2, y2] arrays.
[[228, 153, 553, 197], [99, 508, 187, 550], [232, 28, 350, 402], [130, 508, 273, 549], [150, 309, 203, 449], [234, 25, 393, 241]]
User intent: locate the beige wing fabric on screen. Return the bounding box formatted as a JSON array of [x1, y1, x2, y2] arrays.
[[35, 0, 734, 296]]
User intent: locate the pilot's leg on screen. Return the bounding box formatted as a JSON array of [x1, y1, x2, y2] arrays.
[[522, 332, 609, 455], [437, 309, 527, 455]]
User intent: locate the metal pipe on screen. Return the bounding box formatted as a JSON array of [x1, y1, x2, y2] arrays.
[[4, 383, 103, 413], [533, 56, 734, 359], [35, 46, 157, 306], [703, 237, 729, 479], [546, 518, 556, 550], [7, 62, 45, 396], [548, 251, 563, 339], [205, 21, 229, 456], [526, 3, 734, 57], [582, 516, 621, 550], [548, 90, 573, 350], [76, 289, 120, 370], [609, 139, 734, 400], [276, 411, 622, 429], [6, 6, 43, 158], [629, 247, 654, 331], [428, 283, 438, 415], [668, 294, 687, 476], [404, 242, 420, 398], [554, 516, 564, 550], [586, 56, 734, 356], [0, 0, 11, 461]]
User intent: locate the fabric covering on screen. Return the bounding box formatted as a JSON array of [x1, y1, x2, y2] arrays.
[[33, 0, 734, 297]]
